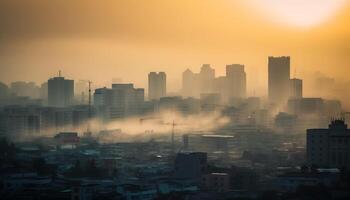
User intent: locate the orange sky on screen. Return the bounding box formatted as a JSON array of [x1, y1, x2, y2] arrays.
[[0, 0, 350, 103]]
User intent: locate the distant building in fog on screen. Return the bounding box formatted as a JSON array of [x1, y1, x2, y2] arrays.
[[287, 98, 324, 115], [226, 64, 246, 99], [48, 76, 74, 107], [307, 120, 350, 168], [182, 64, 215, 97], [290, 78, 303, 99], [148, 72, 166, 100], [268, 56, 290, 106], [0, 82, 9, 98], [0, 106, 40, 140], [94, 84, 144, 119], [182, 69, 197, 97], [39, 82, 48, 105], [75, 80, 89, 104], [10, 81, 40, 99], [199, 64, 215, 94]]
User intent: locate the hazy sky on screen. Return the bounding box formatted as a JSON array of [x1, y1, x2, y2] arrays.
[[1, 0, 350, 100]]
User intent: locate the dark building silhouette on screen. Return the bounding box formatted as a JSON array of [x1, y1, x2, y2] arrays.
[[148, 72, 166, 100], [174, 152, 207, 179], [268, 56, 290, 107], [48, 76, 74, 107], [307, 120, 350, 168]]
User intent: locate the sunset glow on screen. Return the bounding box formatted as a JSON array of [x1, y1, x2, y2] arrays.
[[246, 0, 348, 27]]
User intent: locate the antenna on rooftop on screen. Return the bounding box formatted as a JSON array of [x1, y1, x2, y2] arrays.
[[58, 70, 62, 77]]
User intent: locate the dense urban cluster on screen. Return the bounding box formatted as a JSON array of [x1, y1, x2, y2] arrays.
[[1, 56, 350, 200]]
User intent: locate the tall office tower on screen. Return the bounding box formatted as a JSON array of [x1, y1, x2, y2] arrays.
[[268, 56, 291, 106], [110, 84, 144, 118], [93, 87, 113, 120], [94, 87, 113, 107], [182, 69, 196, 97], [94, 84, 145, 120], [226, 64, 247, 99], [199, 64, 215, 94], [289, 78, 303, 99], [148, 72, 166, 100], [48, 76, 74, 107], [307, 120, 350, 168]]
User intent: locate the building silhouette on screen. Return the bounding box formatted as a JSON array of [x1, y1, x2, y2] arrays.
[[226, 64, 247, 99], [10, 81, 40, 99], [182, 69, 197, 97], [48, 76, 74, 107], [94, 84, 144, 119], [307, 120, 350, 168], [199, 64, 215, 94], [290, 78, 303, 99], [0, 82, 9, 99], [268, 56, 290, 107], [148, 72, 166, 100], [182, 64, 215, 98]]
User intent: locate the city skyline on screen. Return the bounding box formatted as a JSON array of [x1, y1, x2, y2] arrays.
[[1, 2, 350, 199], [1, 1, 350, 103]]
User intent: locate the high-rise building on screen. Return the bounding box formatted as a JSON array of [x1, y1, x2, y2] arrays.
[[182, 64, 215, 98], [199, 64, 215, 94], [94, 87, 113, 107], [307, 120, 350, 168], [148, 72, 166, 100], [268, 56, 291, 106], [94, 84, 144, 119], [226, 64, 247, 99], [290, 78, 303, 99], [48, 76, 74, 107], [182, 69, 197, 97]]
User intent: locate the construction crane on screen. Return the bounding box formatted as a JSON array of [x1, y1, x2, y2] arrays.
[[163, 120, 184, 153]]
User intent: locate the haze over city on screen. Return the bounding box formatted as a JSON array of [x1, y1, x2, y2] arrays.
[[1, 0, 350, 107], [1, 1, 350, 200]]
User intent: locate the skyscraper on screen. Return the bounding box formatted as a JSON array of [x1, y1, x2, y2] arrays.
[[48, 76, 74, 107], [148, 72, 166, 100], [289, 78, 303, 99], [226, 64, 247, 99], [199, 64, 215, 94], [94, 85, 145, 119], [182, 64, 215, 98], [182, 69, 198, 97], [268, 56, 291, 106]]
